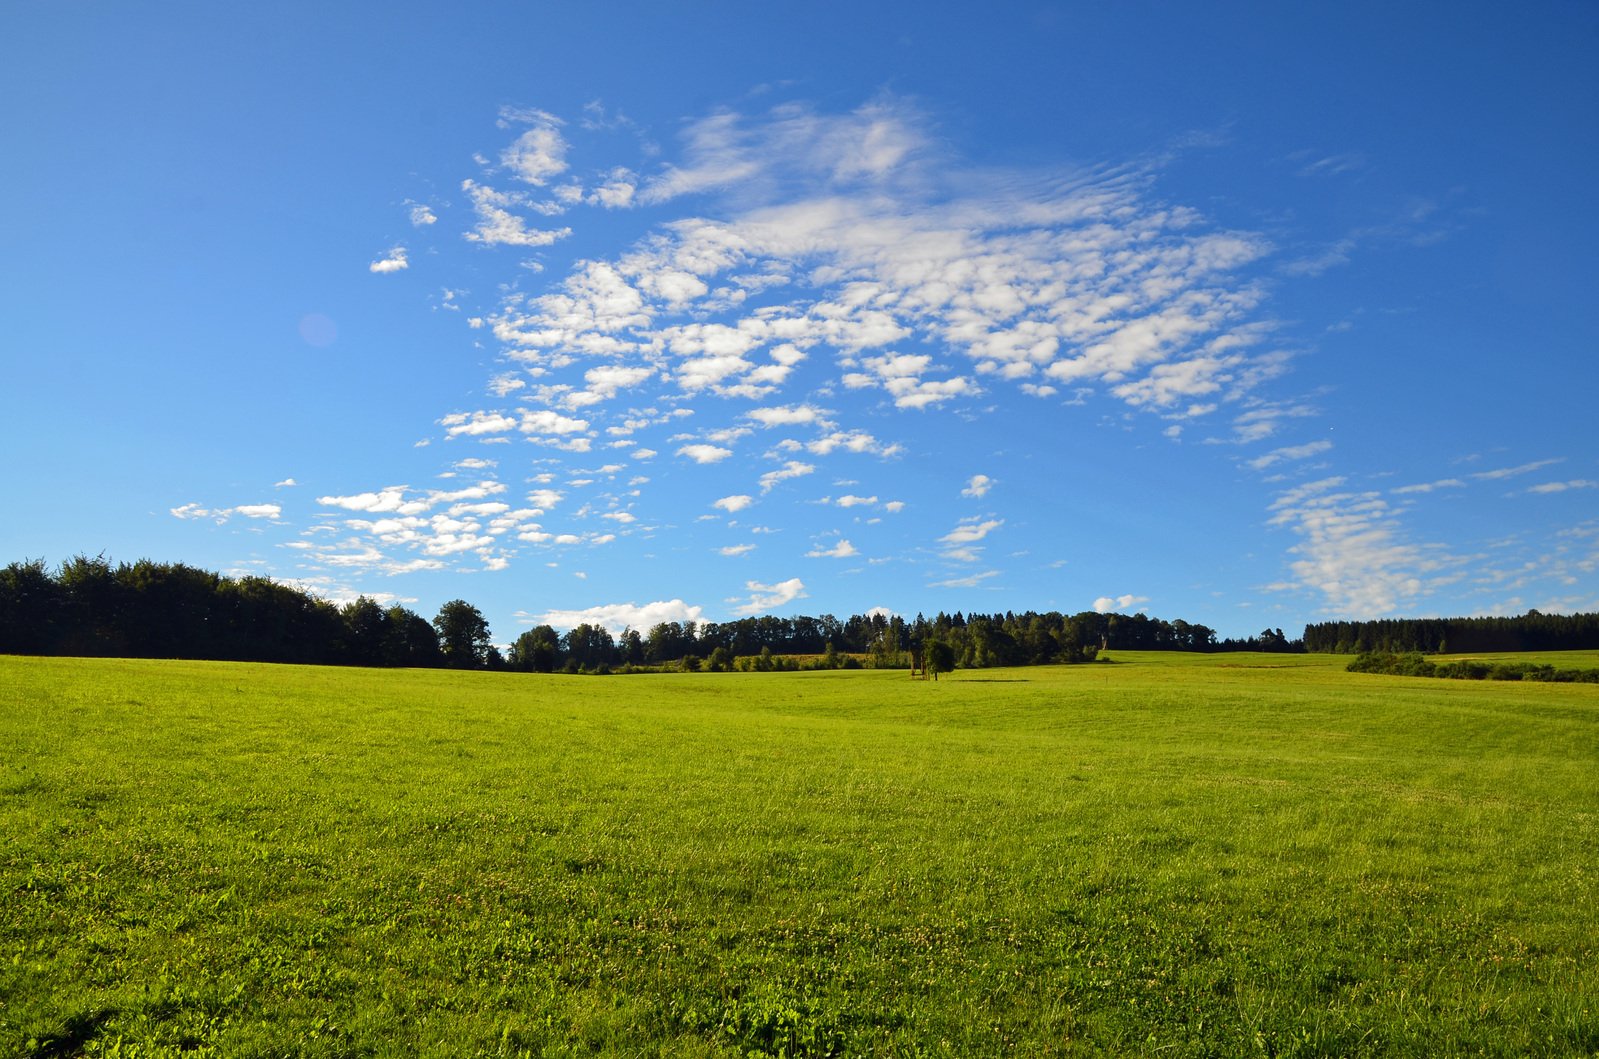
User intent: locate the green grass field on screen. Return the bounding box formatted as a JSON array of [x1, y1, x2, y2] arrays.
[[2, 652, 1595, 1057]]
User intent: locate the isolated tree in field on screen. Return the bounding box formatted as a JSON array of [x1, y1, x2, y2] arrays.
[[433, 599, 490, 668], [924, 640, 955, 681]]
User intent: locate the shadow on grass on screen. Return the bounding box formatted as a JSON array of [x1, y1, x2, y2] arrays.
[[24, 1008, 116, 1058]]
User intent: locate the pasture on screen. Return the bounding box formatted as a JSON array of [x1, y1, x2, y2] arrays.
[[1, 652, 1595, 1057]]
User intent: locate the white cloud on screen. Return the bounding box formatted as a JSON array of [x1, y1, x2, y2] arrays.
[[729, 577, 808, 616], [835, 494, 877, 507], [176, 502, 286, 527], [961, 474, 993, 498], [274, 478, 297, 488], [534, 598, 704, 634], [884, 500, 906, 513], [369, 247, 409, 273], [745, 403, 827, 428], [519, 409, 591, 436], [678, 443, 734, 464], [409, 203, 437, 226], [806, 538, 858, 559], [758, 461, 815, 492], [499, 108, 569, 185], [441, 411, 520, 437], [714, 494, 754, 513], [803, 430, 903, 458], [462, 180, 572, 248], [719, 543, 756, 556], [1093, 594, 1149, 614]]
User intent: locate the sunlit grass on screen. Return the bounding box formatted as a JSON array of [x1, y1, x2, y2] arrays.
[[1, 653, 1595, 1056]]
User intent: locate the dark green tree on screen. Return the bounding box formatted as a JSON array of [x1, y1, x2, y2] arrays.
[[508, 625, 562, 672], [433, 599, 490, 668], [924, 640, 956, 681]]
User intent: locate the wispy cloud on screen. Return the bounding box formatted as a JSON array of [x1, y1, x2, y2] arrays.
[[1527, 479, 1597, 494], [929, 570, 1000, 589], [1246, 439, 1332, 471], [1471, 458, 1562, 481], [1266, 477, 1455, 615]]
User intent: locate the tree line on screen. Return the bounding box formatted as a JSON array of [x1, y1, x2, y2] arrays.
[[0, 556, 489, 668], [2, 554, 1311, 673], [507, 608, 1303, 673], [1303, 611, 1599, 654]]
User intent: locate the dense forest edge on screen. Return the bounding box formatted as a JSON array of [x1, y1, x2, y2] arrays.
[[4, 555, 1595, 673], [1305, 612, 1599, 654]]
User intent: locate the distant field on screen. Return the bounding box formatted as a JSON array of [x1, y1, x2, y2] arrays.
[[2, 653, 1595, 1057]]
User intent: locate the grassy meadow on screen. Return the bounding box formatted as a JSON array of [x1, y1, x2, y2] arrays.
[[1, 652, 1595, 1057]]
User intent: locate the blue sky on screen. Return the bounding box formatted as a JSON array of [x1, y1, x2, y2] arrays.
[[4, 1, 1596, 642]]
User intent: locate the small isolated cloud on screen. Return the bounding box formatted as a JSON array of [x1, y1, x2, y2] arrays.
[[534, 598, 703, 634], [884, 501, 906, 513], [677, 443, 734, 464], [1093, 594, 1149, 614], [232, 504, 283, 519], [806, 538, 858, 559], [835, 494, 877, 508], [719, 543, 756, 556], [961, 474, 993, 498], [714, 494, 754, 513], [409, 203, 437, 226], [274, 478, 297, 488], [369, 247, 409, 274], [730, 577, 808, 616]]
